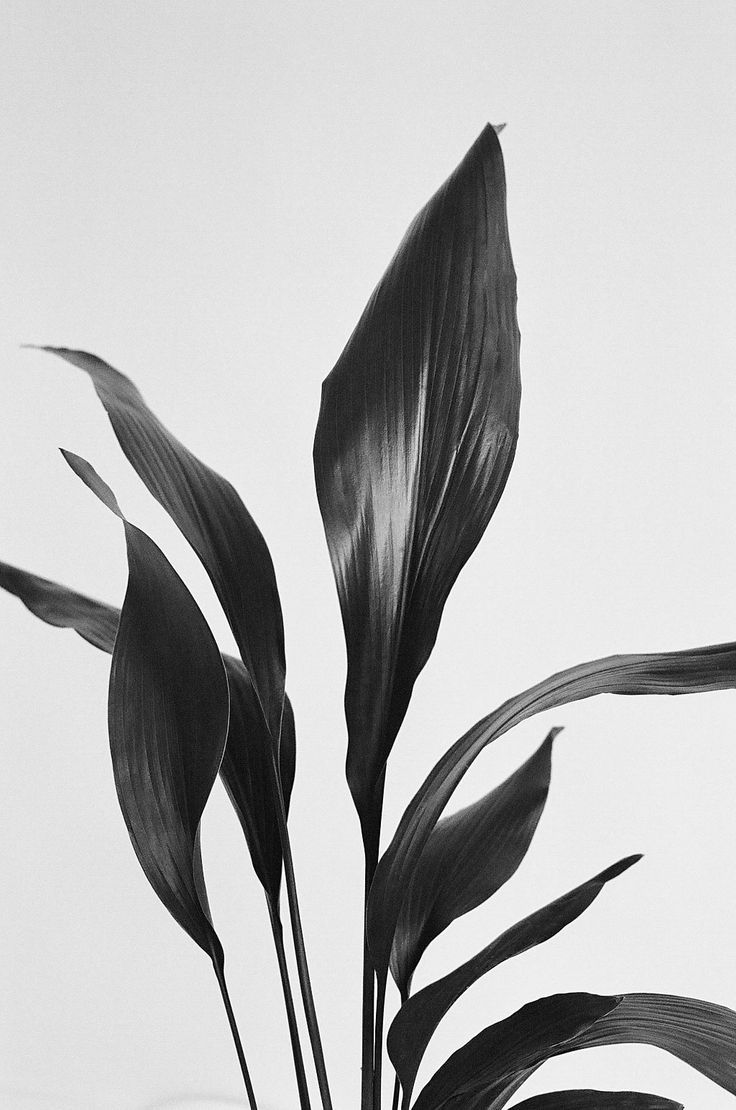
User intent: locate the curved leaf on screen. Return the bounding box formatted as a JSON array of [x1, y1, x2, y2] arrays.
[[390, 730, 557, 997], [560, 993, 736, 1096], [368, 642, 736, 978], [30, 345, 286, 743], [412, 992, 622, 1110], [0, 558, 294, 905], [389, 855, 640, 1101], [61, 450, 229, 960], [0, 559, 119, 651], [513, 1093, 682, 1110], [313, 123, 520, 844]]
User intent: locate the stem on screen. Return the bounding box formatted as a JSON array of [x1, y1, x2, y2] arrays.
[[212, 957, 258, 1110], [268, 898, 312, 1110], [372, 972, 387, 1110], [272, 759, 334, 1110], [391, 1074, 401, 1110], [360, 785, 383, 1110]]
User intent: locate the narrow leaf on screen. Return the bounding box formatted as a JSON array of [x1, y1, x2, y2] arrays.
[[513, 1092, 682, 1110], [30, 345, 286, 743], [61, 450, 229, 959], [412, 993, 622, 1110], [390, 730, 557, 997], [313, 124, 520, 845], [0, 559, 119, 651], [0, 558, 294, 905], [368, 642, 736, 978], [561, 993, 736, 1096], [388, 855, 640, 1101]]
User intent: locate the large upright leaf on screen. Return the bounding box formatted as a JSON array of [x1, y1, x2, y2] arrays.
[[513, 1092, 682, 1109], [390, 730, 556, 997], [0, 558, 293, 906], [30, 345, 286, 744], [61, 450, 229, 959], [367, 642, 736, 978], [388, 855, 640, 1101], [411, 993, 623, 1110], [313, 124, 520, 844]]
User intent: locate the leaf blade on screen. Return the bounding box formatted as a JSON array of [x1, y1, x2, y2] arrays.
[[31, 345, 286, 742], [513, 1091, 683, 1109], [313, 124, 520, 839], [388, 855, 641, 1100], [390, 730, 557, 996], [368, 642, 736, 978]]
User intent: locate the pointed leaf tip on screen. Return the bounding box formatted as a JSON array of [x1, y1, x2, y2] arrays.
[[314, 124, 520, 844], [61, 449, 123, 518]]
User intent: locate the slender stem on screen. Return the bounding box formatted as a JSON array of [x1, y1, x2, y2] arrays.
[[268, 898, 312, 1110], [372, 971, 387, 1110], [271, 758, 334, 1110], [360, 788, 383, 1110], [391, 1074, 401, 1110], [212, 957, 258, 1110]]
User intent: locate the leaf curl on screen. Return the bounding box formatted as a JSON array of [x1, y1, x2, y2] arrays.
[[388, 855, 640, 1101], [61, 450, 229, 959], [368, 642, 736, 978], [313, 124, 520, 846], [29, 345, 286, 744], [390, 730, 557, 997]]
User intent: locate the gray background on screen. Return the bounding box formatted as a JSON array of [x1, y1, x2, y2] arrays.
[[1, 2, 735, 1107]]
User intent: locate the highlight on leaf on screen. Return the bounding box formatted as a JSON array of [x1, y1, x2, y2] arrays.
[[314, 123, 521, 853], [388, 855, 642, 1102], [390, 729, 557, 999]]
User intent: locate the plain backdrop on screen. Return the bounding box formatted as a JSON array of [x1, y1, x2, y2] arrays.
[[1, 3, 735, 1108]]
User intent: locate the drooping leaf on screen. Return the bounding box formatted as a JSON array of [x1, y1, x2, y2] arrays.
[[0, 558, 294, 906], [29, 345, 286, 744], [513, 1092, 682, 1109], [313, 124, 521, 848], [60, 450, 229, 960], [560, 993, 736, 1096], [0, 559, 119, 651], [368, 642, 736, 978], [411, 992, 622, 1110], [388, 855, 641, 1101], [390, 730, 557, 997]]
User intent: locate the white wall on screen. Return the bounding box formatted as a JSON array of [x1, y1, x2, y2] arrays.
[[1, 2, 735, 1107]]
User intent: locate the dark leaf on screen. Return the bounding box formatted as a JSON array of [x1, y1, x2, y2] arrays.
[[513, 1092, 682, 1109], [313, 124, 520, 844], [368, 642, 736, 978], [0, 559, 119, 651], [412, 992, 622, 1110], [389, 855, 640, 1101], [29, 345, 286, 743], [561, 993, 736, 1096], [390, 730, 557, 997], [61, 450, 229, 960], [0, 558, 294, 905]]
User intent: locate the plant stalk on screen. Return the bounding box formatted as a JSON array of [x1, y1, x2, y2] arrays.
[[268, 897, 312, 1110], [391, 1073, 401, 1110], [212, 957, 258, 1110], [372, 971, 387, 1110], [360, 784, 383, 1110], [271, 757, 334, 1110]]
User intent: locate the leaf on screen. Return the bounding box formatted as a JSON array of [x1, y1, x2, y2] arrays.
[[411, 992, 623, 1110], [0, 559, 119, 651], [388, 855, 641, 1101], [0, 558, 294, 906], [390, 730, 557, 997], [61, 450, 229, 960], [367, 641, 736, 979], [513, 1092, 682, 1109], [28, 345, 286, 744], [313, 123, 521, 847], [560, 993, 736, 1096]]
